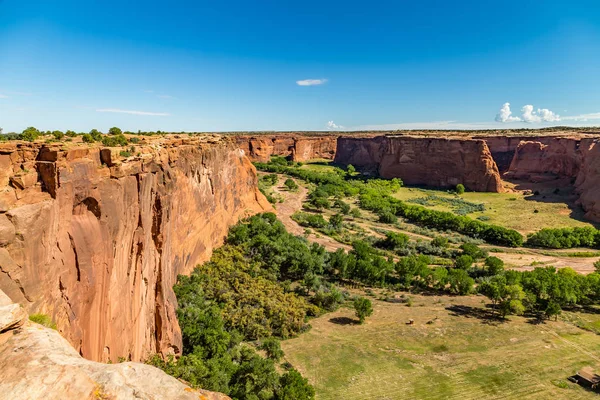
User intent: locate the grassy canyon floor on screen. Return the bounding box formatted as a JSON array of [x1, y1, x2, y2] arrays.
[[282, 293, 600, 400]]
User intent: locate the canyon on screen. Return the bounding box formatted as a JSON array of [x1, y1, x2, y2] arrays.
[[238, 131, 600, 222], [1, 129, 600, 398], [0, 135, 271, 365]]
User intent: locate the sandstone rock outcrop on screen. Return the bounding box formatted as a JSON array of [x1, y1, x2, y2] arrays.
[[0, 289, 229, 400], [334, 136, 504, 192], [504, 136, 600, 222], [0, 136, 271, 363], [505, 138, 582, 181], [236, 135, 337, 162], [575, 139, 600, 222]]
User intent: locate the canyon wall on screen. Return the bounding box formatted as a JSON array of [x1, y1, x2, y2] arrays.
[[505, 136, 600, 222], [334, 136, 504, 192], [236, 135, 337, 162], [0, 136, 271, 363]]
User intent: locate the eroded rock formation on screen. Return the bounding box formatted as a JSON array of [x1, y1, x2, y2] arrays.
[[0, 289, 229, 400], [0, 136, 271, 363], [334, 136, 504, 192], [505, 138, 582, 181], [236, 135, 337, 162]]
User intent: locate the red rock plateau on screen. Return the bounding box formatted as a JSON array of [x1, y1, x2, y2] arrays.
[[334, 136, 505, 192], [235, 134, 337, 162], [0, 135, 271, 363], [235, 130, 600, 220]]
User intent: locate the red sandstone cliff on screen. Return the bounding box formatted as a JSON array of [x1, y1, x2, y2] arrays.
[[236, 135, 337, 162], [505, 138, 582, 181], [504, 136, 600, 222], [0, 135, 271, 363], [334, 136, 504, 192], [575, 139, 600, 222]]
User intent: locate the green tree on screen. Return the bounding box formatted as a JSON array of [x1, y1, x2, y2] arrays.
[[545, 301, 562, 321], [346, 164, 356, 175], [329, 213, 344, 231], [65, 130, 77, 137], [21, 127, 40, 142], [311, 197, 330, 210], [89, 129, 103, 141], [353, 297, 373, 324], [595, 260, 600, 274], [485, 256, 504, 275], [448, 269, 474, 295], [284, 178, 298, 191], [456, 184, 465, 195], [51, 130, 64, 140], [81, 133, 94, 143], [108, 126, 122, 135], [277, 369, 315, 400]]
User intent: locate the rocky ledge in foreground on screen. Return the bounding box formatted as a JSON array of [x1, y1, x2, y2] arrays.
[[0, 289, 229, 400]]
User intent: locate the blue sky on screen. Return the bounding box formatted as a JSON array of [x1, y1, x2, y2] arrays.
[[1, 0, 600, 132]]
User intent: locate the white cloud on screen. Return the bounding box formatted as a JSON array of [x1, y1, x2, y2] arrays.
[[296, 79, 327, 86], [96, 108, 170, 116], [0, 94, 8, 99], [521, 105, 560, 123], [536, 107, 561, 122], [327, 120, 343, 129], [495, 102, 521, 122], [562, 112, 600, 121], [495, 102, 561, 123]]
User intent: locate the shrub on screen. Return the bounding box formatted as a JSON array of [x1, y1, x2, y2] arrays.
[[456, 184, 465, 195], [378, 211, 397, 224], [527, 227, 600, 249], [259, 337, 284, 361], [129, 137, 140, 144], [454, 254, 474, 269], [353, 297, 373, 324], [119, 151, 131, 158], [51, 130, 64, 140], [284, 178, 298, 191], [81, 134, 94, 143], [108, 126, 122, 135], [431, 236, 449, 248], [102, 134, 128, 147], [485, 256, 504, 275], [66, 130, 77, 137], [89, 129, 103, 141]]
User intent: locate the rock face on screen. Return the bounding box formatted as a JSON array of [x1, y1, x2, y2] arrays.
[[504, 136, 600, 222], [575, 139, 600, 222], [480, 136, 557, 172], [0, 289, 229, 400], [334, 136, 504, 192], [236, 135, 337, 162], [0, 135, 271, 363], [505, 138, 582, 181]]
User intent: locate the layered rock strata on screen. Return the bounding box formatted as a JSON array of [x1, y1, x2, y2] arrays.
[[236, 135, 337, 162], [0, 135, 271, 362], [334, 136, 504, 192]]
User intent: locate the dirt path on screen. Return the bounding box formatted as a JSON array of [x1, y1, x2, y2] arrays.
[[271, 184, 351, 252], [266, 174, 599, 273]]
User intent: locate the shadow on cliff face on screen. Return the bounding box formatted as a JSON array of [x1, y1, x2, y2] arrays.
[[504, 177, 599, 228]]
